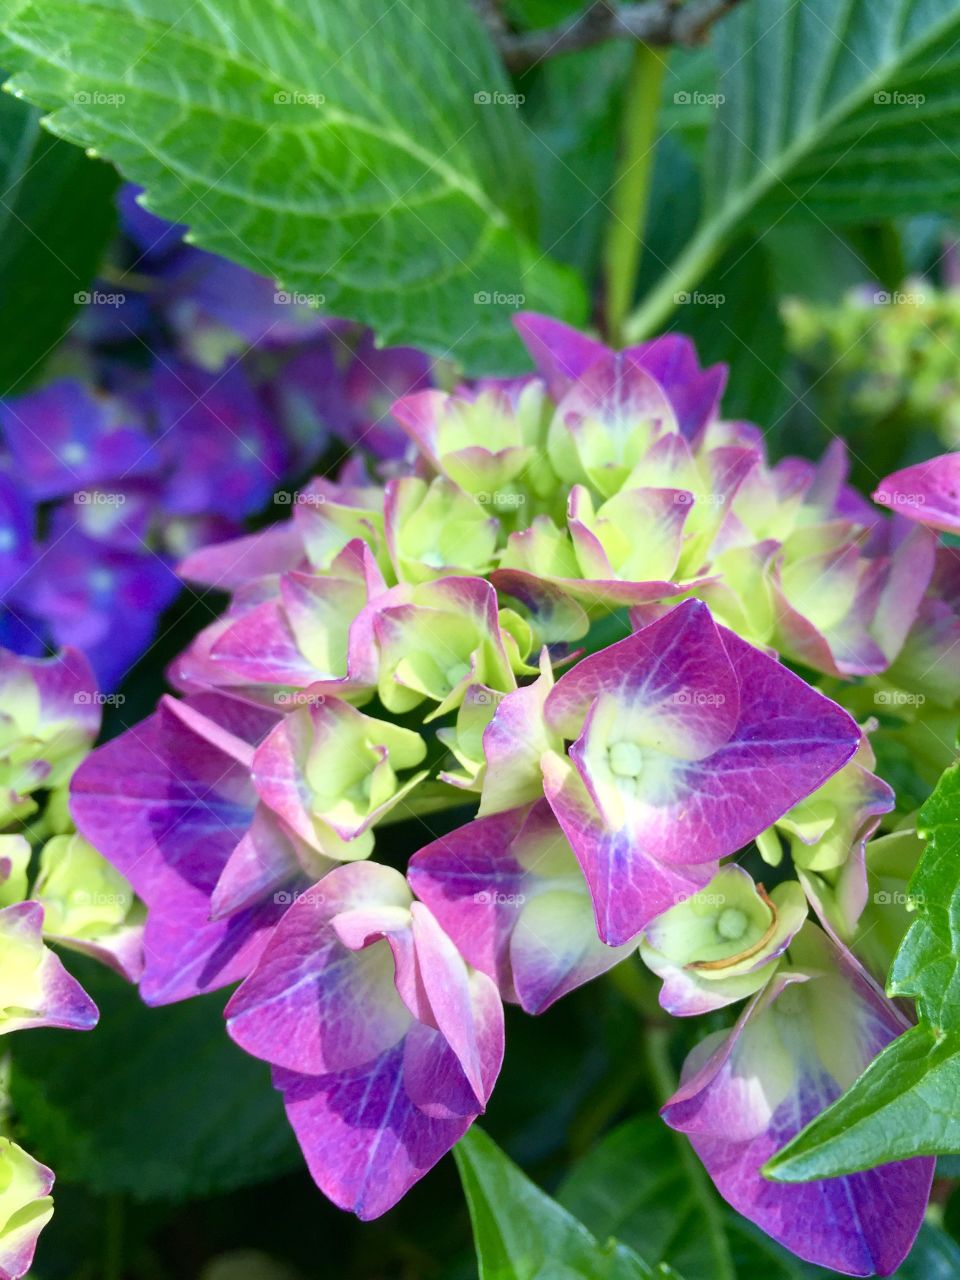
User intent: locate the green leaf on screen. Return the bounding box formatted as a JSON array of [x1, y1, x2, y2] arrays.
[[0, 87, 117, 392], [627, 0, 960, 338], [766, 761, 960, 1181], [0, 0, 585, 374], [764, 1023, 960, 1181], [9, 958, 301, 1200], [558, 1116, 717, 1277], [889, 759, 960, 1024], [455, 1126, 673, 1280]]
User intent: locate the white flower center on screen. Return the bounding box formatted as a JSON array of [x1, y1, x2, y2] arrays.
[[716, 907, 748, 941], [608, 740, 645, 779]]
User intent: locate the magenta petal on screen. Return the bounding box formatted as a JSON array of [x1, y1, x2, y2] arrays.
[[542, 752, 715, 945], [512, 313, 608, 400], [625, 333, 727, 443], [178, 520, 306, 589], [273, 1036, 479, 1220], [873, 452, 960, 533], [662, 937, 934, 1276], [545, 599, 740, 758], [226, 863, 414, 1076], [409, 800, 631, 1012], [70, 694, 283, 1002], [228, 862, 504, 1219], [409, 904, 501, 1104], [211, 804, 325, 919]]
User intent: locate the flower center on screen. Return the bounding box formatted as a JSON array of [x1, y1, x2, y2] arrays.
[[716, 907, 748, 941], [608, 740, 645, 778]]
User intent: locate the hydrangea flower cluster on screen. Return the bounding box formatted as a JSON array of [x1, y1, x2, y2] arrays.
[[71, 314, 958, 1274], [0, 186, 432, 688], [0, 646, 142, 1278], [783, 280, 960, 448]]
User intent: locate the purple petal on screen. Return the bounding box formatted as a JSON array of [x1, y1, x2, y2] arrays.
[[273, 1036, 479, 1220], [546, 599, 740, 759], [512, 313, 607, 400], [178, 521, 306, 590], [225, 863, 416, 1076], [70, 694, 283, 1002], [542, 750, 715, 945], [662, 930, 933, 1276], [625, 333, 727, 443], [409, 800, 631, 1012], [873, 452, 960, 533], [0, 380, 157, 501]]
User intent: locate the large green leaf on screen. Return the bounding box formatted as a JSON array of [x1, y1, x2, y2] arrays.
[[9, 958, 301, 1200], [767, 761, 960, 1181], [455, 1127, 672, 1280], [628, 0, 960, 338], [0, 88, 116, 392], [0, 0, 584, 374]]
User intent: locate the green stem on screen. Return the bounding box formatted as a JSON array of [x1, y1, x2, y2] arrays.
[[622, 218, 727, 342], [603, 43, 668, 345], [103, 1194, 124, 1280], [644, 1024, 737, 1280]]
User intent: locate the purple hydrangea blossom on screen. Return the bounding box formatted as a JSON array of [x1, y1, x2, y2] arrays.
[[65, 311, 953, 1272], [0, 186, 435, 689]]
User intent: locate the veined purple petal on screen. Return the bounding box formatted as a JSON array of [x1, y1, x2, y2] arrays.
[[545, 599, 739, 758], [625, 333, 726, 444], [226, 863, 416, 1076], [228, 862, 504, 1218], [542, 750, 714, 945], [662, 929, 933, 1276], [69, 693, 283, 1002], [410, 800, 629, 1015], [273, 1034, 478, 1220]]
